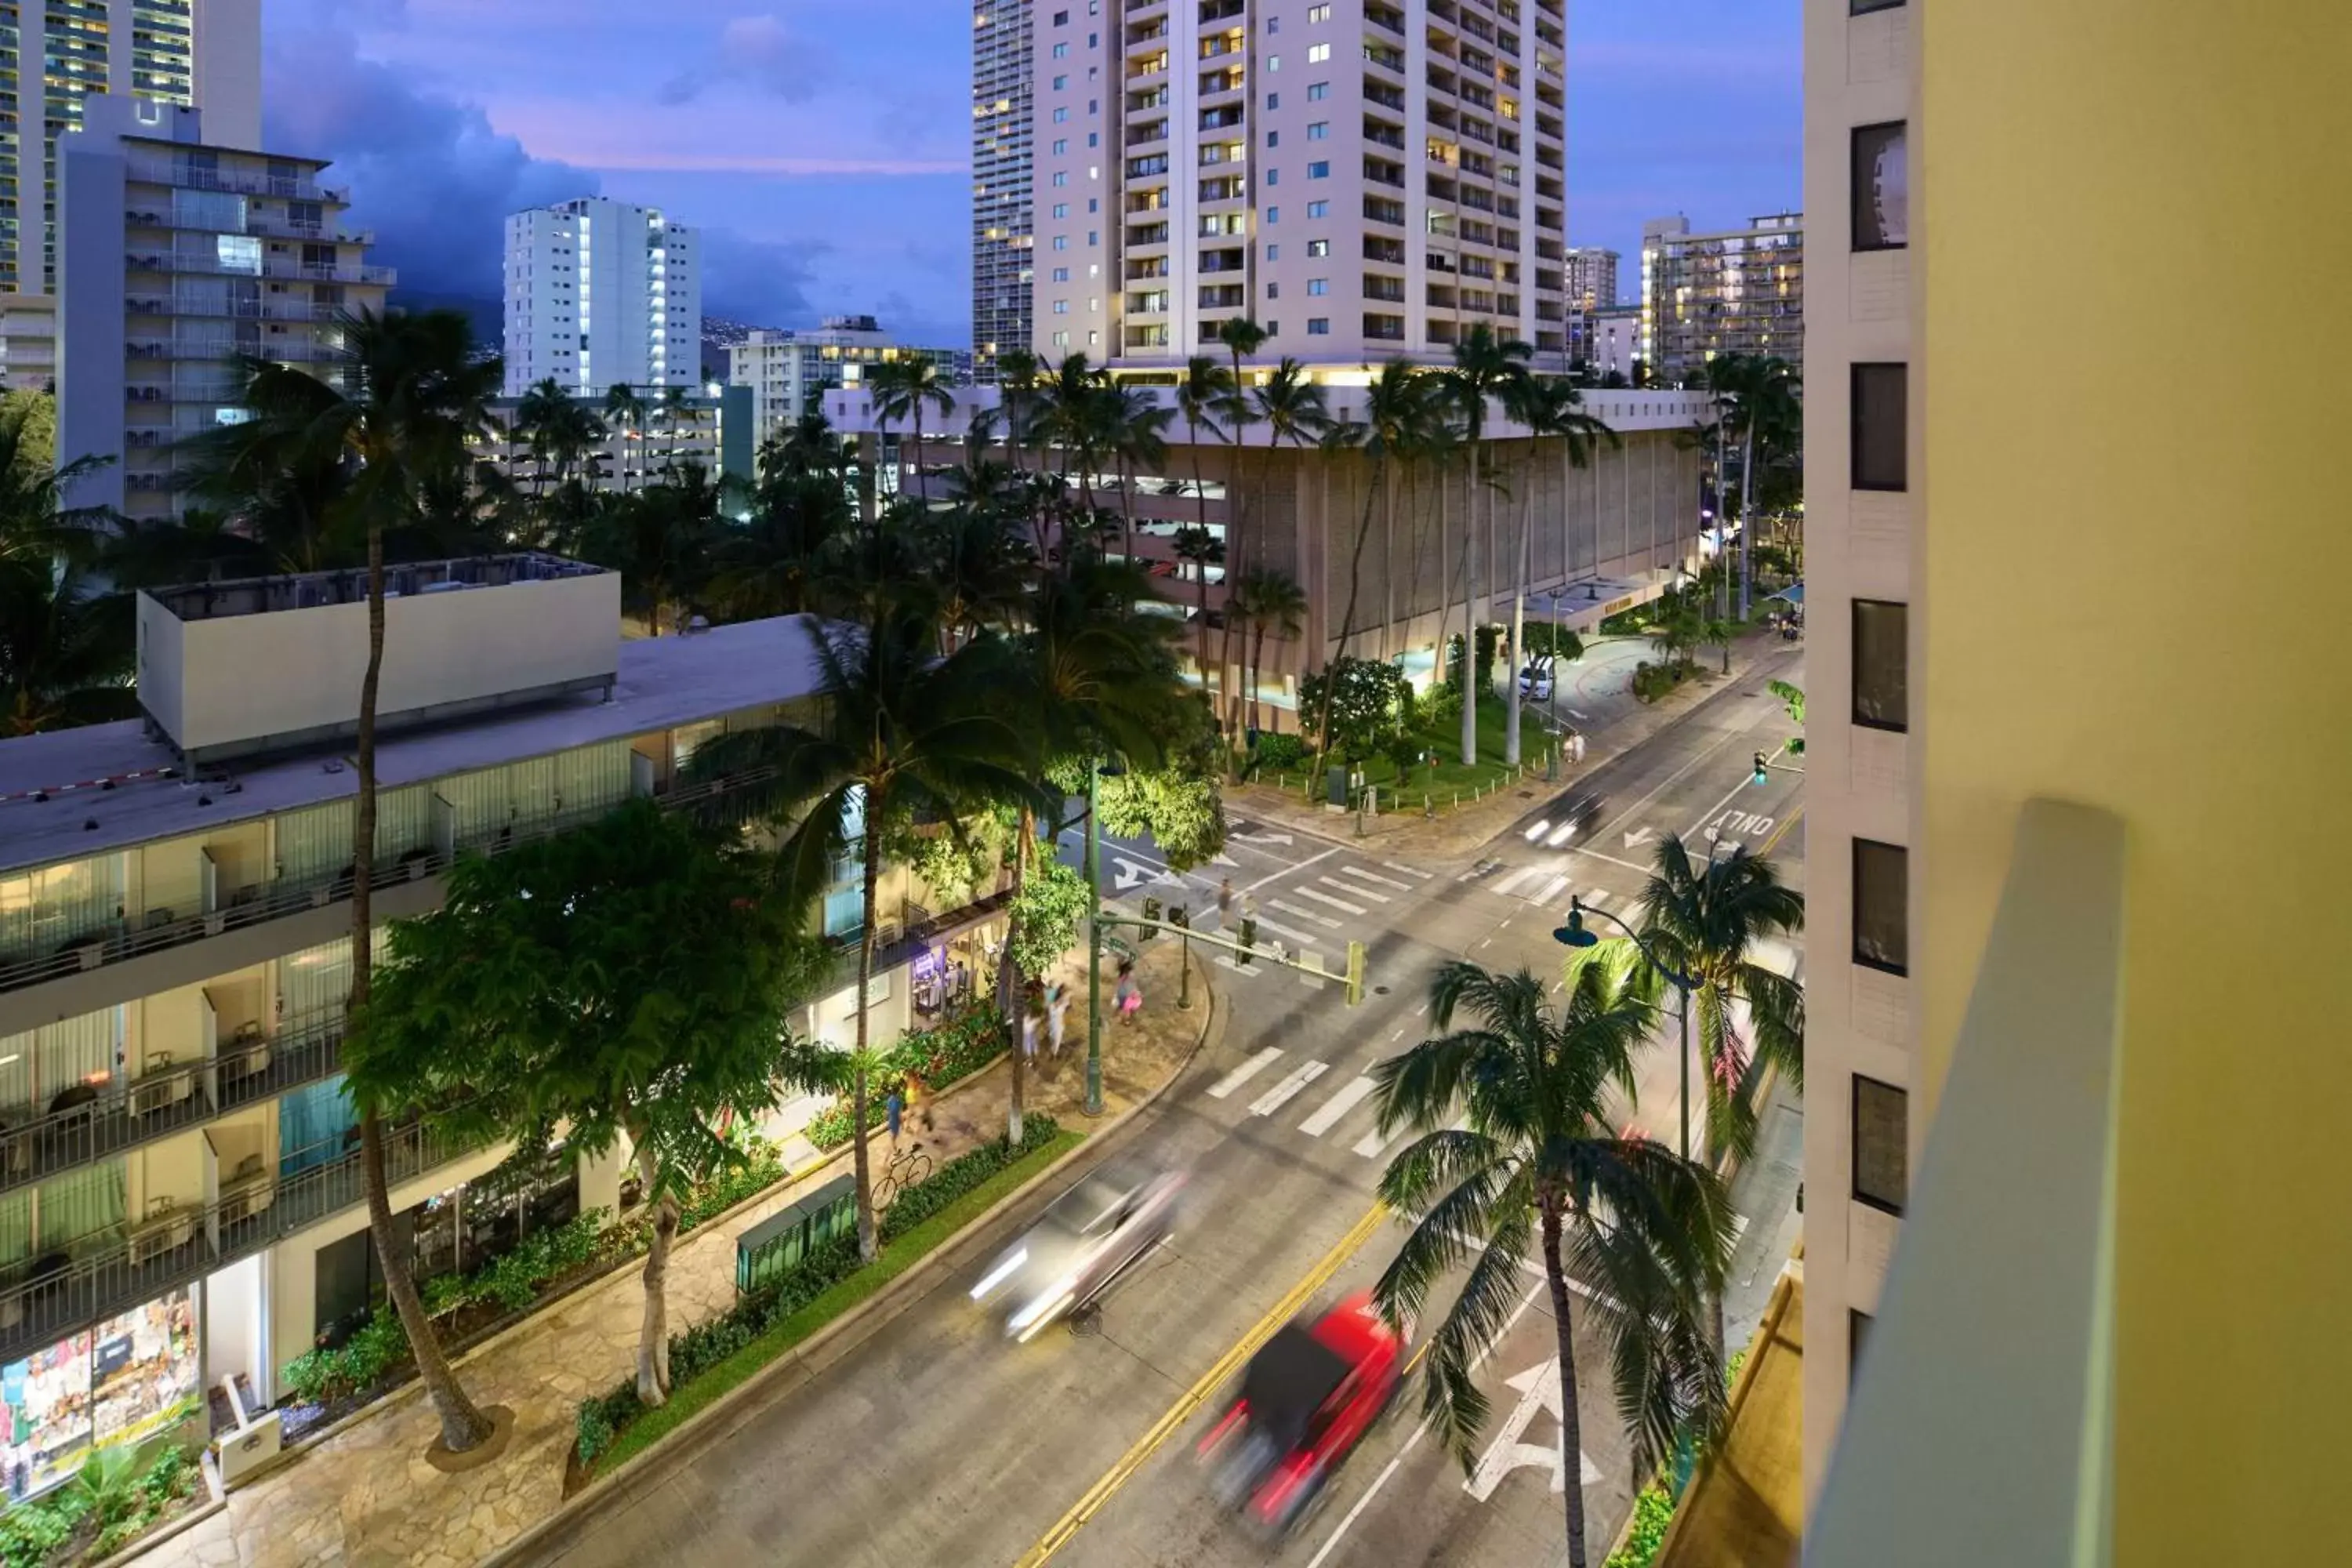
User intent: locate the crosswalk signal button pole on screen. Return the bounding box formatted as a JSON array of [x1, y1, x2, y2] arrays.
[[1345, 940, 1367, 1006], [1752, 750, 1770, 786], [1238, 916, 1257, 966]]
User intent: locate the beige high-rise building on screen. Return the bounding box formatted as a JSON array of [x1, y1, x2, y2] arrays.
[[1564, 243, 1617, 310], [1638, 210, 1803, 386], [1032, 0, 1572, 372]]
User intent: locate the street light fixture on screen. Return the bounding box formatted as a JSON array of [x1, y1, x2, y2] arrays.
[[1554, 896, 1701, 1163]]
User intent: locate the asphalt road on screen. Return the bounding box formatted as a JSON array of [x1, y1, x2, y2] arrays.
[[517, 653, 1806, 1568]]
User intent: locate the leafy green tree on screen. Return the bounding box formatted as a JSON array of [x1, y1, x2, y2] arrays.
[[1370, 960, 1733, 1568], [689, 581, 1034, 1261], [1096, 693, 1227, 871], [348, 800, 834, 1406], [1298, 655, 1411, 769], [0, 557, 133, 735], [1006, 857, 1089, 990], [579, 466, 721, 634]]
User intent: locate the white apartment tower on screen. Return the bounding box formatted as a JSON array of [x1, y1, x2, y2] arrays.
[[1799, 0, 1915, 1506], [973, 0, 1036, 379], [1032, 0, 1571, 372], [502, 198, 702, 399], [0, 0, 260, 390]]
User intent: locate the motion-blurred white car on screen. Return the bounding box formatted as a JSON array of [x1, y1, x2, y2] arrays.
[[970, 1159, 1184, 1341]]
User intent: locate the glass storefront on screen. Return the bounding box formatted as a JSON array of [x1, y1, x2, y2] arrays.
[[1, 1286, 197, 1503]]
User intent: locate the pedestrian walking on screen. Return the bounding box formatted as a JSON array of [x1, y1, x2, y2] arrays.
[[1114, 959, 1143, 1025], [1217, 877, 1235, 929], [885, 1085, 904, 1152], [1570, 731, 1586, 764], [905, 1069, 934, 1134], [1047, 982, 1070, 1056]]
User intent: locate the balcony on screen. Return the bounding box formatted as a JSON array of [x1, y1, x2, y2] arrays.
[[1808, 800, 2123, 1568], [125, 252, 397, 286], [0, 1114, 484, 1366], [122, 157, 347, 205]]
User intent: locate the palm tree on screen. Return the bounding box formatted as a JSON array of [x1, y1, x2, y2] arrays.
[[602, 382, 648, 494], [1442, 325, 1536, 766], [580, 466, 720, 634], [1107, 385, 1173, 560], [1233, 567, 1305, 736], [1226, 358, 1331, 735], [1498, 377, 1619, 765], [219, 307, 503, 1454], [1174, 355, 1232, 708], [1370, 959, 1734, 1568], [1723, 356, 1798, 620], [1036, 353, 1114, 524], [0, 557, 133, 735], [1317, 364, 1421, 766], [688, 568, 1033, 1261], [1171, 522, 1226, 697], [868, 354, 957, 506]]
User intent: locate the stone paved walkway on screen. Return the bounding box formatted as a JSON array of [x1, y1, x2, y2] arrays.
[[140, 942, 1214, 1568]]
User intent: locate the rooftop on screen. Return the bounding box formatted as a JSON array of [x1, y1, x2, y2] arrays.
[[0, 615, 826, 878], [143, 554, 604, 626]]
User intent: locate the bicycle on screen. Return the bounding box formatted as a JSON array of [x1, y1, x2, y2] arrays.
[[875, 1143, 933, 1208]]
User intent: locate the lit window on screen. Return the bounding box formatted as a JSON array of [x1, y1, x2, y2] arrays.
[[1306, 42, 1330, 61], [1308, 2, 1330, 19], [1053, 330, 1070, 347], [1266, 53, 1279, 70], [1305, 238, 1330, 256]]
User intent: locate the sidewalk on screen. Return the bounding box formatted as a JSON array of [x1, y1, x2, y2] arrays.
[[140, 941, 1214, 1568], [1230, 630, 1799, 863]]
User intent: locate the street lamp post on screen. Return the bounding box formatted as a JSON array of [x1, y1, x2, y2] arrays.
[[1083, 757, 1105, 1117], [1555, 896, 1700, 1163]]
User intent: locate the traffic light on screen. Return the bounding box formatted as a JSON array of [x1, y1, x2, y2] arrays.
[[1237, 916, 1258, 965], [1169, 903, 1190, 931], [1345, 941, 1367, 1006], [1140, 895, 1162, 937], [1752, 750, 1770, 786]]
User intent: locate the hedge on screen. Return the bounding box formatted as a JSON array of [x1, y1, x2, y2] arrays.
[[575, 1114, 1068, 1469], [0, 1442, 200, 1568]]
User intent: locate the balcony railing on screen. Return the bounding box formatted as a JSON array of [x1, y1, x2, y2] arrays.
[[0, 765, 782, 1000], [0, 1115, 483, 1366], [0, 1006, 348, 1198], [123, 158, 347, 205], [1808, 799, 2123, 1568]]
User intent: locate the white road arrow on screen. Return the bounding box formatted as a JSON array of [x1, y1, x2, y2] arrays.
[[1465, 1358, 1602, 1502], [1112, 856, 1153, 893], [1233, 830, 1295, 847], [1621, 826, 1656, 851], [1211, 851, 1240, 868]]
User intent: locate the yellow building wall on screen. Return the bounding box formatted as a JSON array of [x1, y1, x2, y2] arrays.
[[1919, 6, 2352, 1561]]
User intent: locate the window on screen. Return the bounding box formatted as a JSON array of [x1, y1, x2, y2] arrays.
[[1052, 41, 1069, 56], [1307, 161, 1330, 178], [1089, 31, 1098, 44], [1306, 278, 1328, 296], [1265, 15, 1279, 32], [1052, 202, 1069, 219], [1306, 199, 1329, 217], [1849, 1309, 1875, 1385], [1853, 839, 1908, 976], [1266, 243, 1279, 260], [1052, 6, 1068, 21], [1266, 205, 1279, 222], [1307, 42, 1330, 61], [1051, 266, 1071, 282], [1267, 92, 1280, 110], [1308, 2, 1330, 18], [1266, 169, 1279, 185], [1052, 330, 1070, 347], [1266, 281, 1279, 299], [1053, 300, 1070, 314], [1053, 235, 1069, 250], [1053, 170, 1069, 187], [1851, 121, 1908, 249], [1851, 363, 1907, 490], [1053, 73, 1069, 89], [1267, 53, 1279, 69], [1089, 197, 1100, 212], [1307, 318, 1330, 335], [1088, 230, 1099, 245], [1267, 130, 1280, 147], [1850, 0, 1904, 13], [1052, 138, 1069, 154], [1851, 1076, 1907, 1214], [1308, 81, 1329, 100], [1305, 238, 1330, 256], [1852, 600, 1908, 731], [1307, 121, 1329, 140], [1088, 131, 1100, 147], [1054, 107, 1069, 122]]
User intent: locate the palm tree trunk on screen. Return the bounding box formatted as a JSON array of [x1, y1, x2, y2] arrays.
[[1250, 622, 1269, 735], [632, 1134, 679, 1405], [1505, 452, 1532, 767], [353, 520, 492, 1454], [1188, 422, 1214, 709], [1000, 805, 1033, 1145], [1459, 443, 1479, 768], [1541, 1202, 1594, 1568], [1432, 459, 1453, 712], [1713, 424, 1733, 622], [1737, 423, 1756, 621], [851, 826, 880, 1261], [1316, 456, 1383, 775]]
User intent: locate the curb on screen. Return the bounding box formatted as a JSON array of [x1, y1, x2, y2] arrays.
[[481, 949, 1225, 1568]]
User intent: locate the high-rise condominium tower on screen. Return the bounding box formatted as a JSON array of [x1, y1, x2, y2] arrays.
[[973, 0, 1035, 381], [1032, 0, 1570, 372], [502, 198, 702, 398]]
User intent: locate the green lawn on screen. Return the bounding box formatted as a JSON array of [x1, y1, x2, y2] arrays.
[[1262, 694, 1552, 815], [592, 1127, 1086, 1479]]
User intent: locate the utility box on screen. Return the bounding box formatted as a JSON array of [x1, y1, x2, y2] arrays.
[[1326, 766, 1349, 807], [735, 1173, 856, 1295]]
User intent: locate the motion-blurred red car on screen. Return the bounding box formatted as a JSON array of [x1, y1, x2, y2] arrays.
[[1198, 1291, 1405, 1534]]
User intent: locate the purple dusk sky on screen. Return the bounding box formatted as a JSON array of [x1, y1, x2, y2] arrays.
[[263, 0, 1798, 344]]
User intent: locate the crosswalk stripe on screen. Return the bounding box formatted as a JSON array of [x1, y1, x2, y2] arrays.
[[1214, 955, 1263, 978], [1269, 898, 1342, 929], [1294, 885, 1370, 916], [1249, 1061, 1328, 1116], [1381, 861, 1433, 880], [1533, 873, 1571, 908], [1250, 912, 1323, 947], [1208, 1047, 1282, 1098], [1300, 1075, 1380, 1137], [1336, 865, 1414, 892], [1352, 1123, 1410, 1160], [1492, 865, 1548, 898], [1319, 875, 1390, 904], [1581, 888, 1612, 910]]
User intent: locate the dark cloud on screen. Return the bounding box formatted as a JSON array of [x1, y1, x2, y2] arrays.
[[263, 16, 823, 329], [657, 14, 834, 107]]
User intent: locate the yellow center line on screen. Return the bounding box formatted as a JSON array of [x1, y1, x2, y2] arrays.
[[1012, 1199, 1392, 1568], [1758, 803, 1804, 858]]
